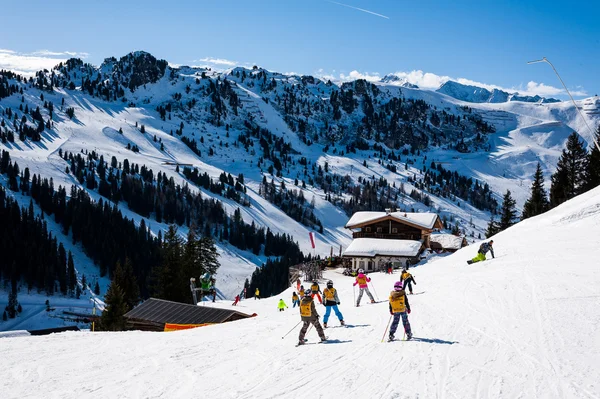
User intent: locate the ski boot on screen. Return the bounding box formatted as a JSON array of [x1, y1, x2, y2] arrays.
[[340, 320, 345, 326], [323, 322, 327, 328]]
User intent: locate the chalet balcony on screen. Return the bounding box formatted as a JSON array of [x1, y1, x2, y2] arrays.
[[352, 232, 421, 241]]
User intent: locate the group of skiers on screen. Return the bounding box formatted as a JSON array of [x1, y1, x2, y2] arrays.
[[291, 268, 416, 345]]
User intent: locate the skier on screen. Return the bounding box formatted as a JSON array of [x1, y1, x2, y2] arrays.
[[322, 280, 344, 327], [298, 285, 305, 298], [400, 269, 416, 294], [232, 294, 240, 306], [353, 269, 375, 306], [296, 278, 301, 292], [310, 280, 323, 304], [388, 281, 412, 341], [468, 240, 495, 264], [278, 299, 288, 312], [298, 289, 327, 345], [255, 288, 260, 300], [291, 292, 300, 307]]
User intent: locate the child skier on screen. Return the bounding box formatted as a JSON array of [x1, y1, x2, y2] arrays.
[[353, 269, 375, 306], [278, 299, 288, 312], [400, 269, 416, 294], [291, 292, 300, 307], [468, 240, 495, 264], [388, 281, 412, 341], [298, 285, 305, 297], [310, 280, 322, 304], [298, 289, 327, 345], [322, 280, 344, 327], [232, 294, 240, 306], [255, 288, 260, 300]]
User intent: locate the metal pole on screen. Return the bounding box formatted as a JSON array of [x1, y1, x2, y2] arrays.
[[281, 321, 302, 339], [381, 315, 393, 342], [527, 57, 600, 153]]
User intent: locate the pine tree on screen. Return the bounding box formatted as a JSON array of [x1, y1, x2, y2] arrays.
[[585, 125, 600, 191], [99, 283, 127, 331], [113, 258, 140, 311], [199, 235, 220, 275], [522, 163, 549, 220], [152, 225, 185, 302], [550, 132, 588, 207], [67, 251, 76, 295], [498, 190, 518, 231], [2, 310, 7, 321], [94, 281, 100, 295], [485, 214, 499, 238]]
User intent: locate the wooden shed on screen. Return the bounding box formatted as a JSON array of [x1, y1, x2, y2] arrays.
[[124, 298, 255, 332]]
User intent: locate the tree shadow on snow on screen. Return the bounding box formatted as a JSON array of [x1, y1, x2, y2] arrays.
[[411, 337, 457, 345]]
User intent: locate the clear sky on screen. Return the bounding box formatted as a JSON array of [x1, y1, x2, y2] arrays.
[[1, 0, 598, 98]]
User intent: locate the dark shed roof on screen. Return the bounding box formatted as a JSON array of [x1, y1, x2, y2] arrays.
[[124, 298, 253, 327]]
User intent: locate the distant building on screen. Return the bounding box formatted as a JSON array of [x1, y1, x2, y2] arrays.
[[429, 233, 468, 253], [343, 210, 443, 272]]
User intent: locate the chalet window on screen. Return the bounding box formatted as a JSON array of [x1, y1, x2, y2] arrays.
[[359, 261, 365, 268], [365, 227, 371, 232], [392, 228, 398, 233], [377, 227, 382, 233]]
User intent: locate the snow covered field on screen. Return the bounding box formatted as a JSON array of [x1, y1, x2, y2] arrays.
[[2, 186, 599, 398]]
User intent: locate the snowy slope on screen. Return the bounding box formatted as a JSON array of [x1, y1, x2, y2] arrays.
[[2, 186, 600, 398], [1, 54, 599, 309]]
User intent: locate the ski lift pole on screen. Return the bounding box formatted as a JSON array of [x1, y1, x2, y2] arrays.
[[381, 315, 393, 343], [281, 321, 303, 339], [369, 281, 379, 302]]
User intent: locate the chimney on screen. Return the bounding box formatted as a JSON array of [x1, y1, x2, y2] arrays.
[[385, 208, 391, 215]]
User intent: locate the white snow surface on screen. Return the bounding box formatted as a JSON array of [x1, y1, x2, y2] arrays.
[[343, 238, 422, 257], [2, 186, 600, 398], [345, 211, 439, 230]]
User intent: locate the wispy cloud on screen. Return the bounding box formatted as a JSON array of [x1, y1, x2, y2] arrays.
[[326, 0, 389, 19], [0, 48, 89, 75], [194, 57, 237, 67]]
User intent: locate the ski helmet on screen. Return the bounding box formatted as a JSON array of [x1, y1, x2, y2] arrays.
[[327, 280, 333, 287], [304, 289, 312, 297], [394, 281, 403, 291], [358, 268, 364, 274]]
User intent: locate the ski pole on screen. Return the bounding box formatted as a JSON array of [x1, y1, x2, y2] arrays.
[[370, 281, 379, 302], [353, 285, 356, 306], [381, 315, 393, 343], [281, 321, 302, 339]]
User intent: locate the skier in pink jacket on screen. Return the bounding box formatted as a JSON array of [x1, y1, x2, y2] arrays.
[[353, 269, 375, 306]]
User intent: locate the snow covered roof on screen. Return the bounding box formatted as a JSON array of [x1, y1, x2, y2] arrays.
[[345, 211, 441, 230], [430, 233, 465, 250], [343, 238, 422, 258]]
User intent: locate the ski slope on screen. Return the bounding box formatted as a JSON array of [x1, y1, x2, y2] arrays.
[[2, 186, 600, 398]]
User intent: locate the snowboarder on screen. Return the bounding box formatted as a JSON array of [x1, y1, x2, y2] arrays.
[[468, 240, 495, 264], [232, 294, 240, 306], [291, 292, 300, 308], [388, 281, 412, 341], [255, 288, 260, 300], [278, 299, 288, 312], [353, 269, 375, 306], [298, 289, 327, 345], [322, 280, 344, 327], [400, 269, 416, 294], [310, 280, 322, 304]]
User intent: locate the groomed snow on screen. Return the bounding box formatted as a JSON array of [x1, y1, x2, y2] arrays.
[[2, 186, 600, 398], [343, 238, 423, 257]]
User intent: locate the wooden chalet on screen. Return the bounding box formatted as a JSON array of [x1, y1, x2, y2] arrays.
[[343, 210, 443, 272], [124, 298, 255, 332]]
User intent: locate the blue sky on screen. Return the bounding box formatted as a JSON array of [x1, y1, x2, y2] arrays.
[[1, 0, 598, 98]]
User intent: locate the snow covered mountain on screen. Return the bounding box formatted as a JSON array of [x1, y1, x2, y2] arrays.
[[1, 51, 599, 323], [2, 185, 600, 398], [437, 80, 561, 104]]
